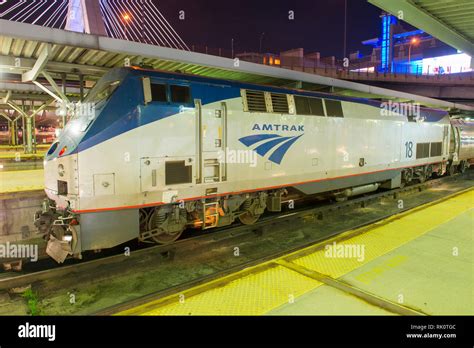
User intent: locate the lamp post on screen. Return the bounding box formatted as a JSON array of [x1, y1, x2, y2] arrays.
[[123, 14, 130, 40], [407, 37, 419, 74], [343, 0, 347, 59], [408, 37, 419, 64], [259, 32, 265, 53]]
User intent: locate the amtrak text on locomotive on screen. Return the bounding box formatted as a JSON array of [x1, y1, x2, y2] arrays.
[[252, 123, 304, 132]]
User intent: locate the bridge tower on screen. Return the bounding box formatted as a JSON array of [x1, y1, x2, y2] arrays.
[[65, 0, 107, 36]]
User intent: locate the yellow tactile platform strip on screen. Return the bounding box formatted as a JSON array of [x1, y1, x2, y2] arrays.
[[0, 169, 45, 193], [0, 153, 45, 159], [119, 188, 473, 316], [291, 189, 473, 277], [145, 265, 322, 316], [0, 145, 49, 149]]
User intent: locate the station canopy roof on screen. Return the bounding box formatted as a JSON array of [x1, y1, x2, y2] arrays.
[[1, 19, 474, 114]]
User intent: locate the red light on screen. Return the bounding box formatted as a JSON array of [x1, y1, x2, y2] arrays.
[[58, 146, 67, 156]]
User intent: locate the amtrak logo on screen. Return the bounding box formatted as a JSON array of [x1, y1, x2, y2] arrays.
[[238, 133, 303, 165], [252, 124, 304, 132]]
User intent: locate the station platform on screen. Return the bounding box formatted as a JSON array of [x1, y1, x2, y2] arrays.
[[0, 144, 49, 150], [119, 188, 473, 316], [0, 147, 46, 171], [0, 145, 47, 159], [0, 169, 44, 193]]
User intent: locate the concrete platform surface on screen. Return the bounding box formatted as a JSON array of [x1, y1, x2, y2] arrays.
[[119, 188, 473, 316], [0, 169, 44, 193], [271, 200, 473, 315]]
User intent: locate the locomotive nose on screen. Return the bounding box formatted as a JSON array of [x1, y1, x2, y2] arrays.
[[45, 129, 79, 160], [43, 132, 79, 210], [44, 154, 78, 209]]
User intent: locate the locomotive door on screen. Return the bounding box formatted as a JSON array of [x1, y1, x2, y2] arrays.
[[195, 100, 227, 184]]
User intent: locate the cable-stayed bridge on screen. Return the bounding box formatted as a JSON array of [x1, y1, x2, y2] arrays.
[[0, 0, 189, 50]]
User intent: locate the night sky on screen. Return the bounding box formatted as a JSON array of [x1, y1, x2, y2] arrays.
[[155, 0, 383, 58], [0, 0, 385, 58]]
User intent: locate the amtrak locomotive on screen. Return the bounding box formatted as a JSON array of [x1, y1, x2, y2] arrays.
[[35, 67, 474, 262]]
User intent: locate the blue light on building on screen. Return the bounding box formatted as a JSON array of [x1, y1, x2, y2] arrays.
[[392, 59, 423, 74], [380, 14, 397, 73], [393, 29, 424, 40], [352, 10, 470, 75]]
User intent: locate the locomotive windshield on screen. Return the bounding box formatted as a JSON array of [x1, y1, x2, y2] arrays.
[[65, 80, 121, 133], [86, 80, 121, 105]]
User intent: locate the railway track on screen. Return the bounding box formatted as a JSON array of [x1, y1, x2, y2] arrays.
[[0, 172, 472, 314], [98, 175, 474, 315]]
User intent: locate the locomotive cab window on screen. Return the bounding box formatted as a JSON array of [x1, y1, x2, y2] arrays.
[[89, 80, 120, 105], [150, 83, 167, 102], [170, 85, 191, 104], [324, 99, 344, 117]]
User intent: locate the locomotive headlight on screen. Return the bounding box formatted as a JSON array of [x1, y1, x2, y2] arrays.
[[58, 164, 65, 177]]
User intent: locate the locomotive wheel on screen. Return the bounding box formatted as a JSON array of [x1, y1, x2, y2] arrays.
[[147, 210, 184, 245], [239, 211, 261, 225], [415, 167, 427, 183], [139, 209, 151, 231], [426, 165, 433, 178], [447, 164, 456, 176], [417, 173, 426, 184], [401, 169, 413, 187], [151, 229, 183, 244], [458, 161, 467, 174]]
